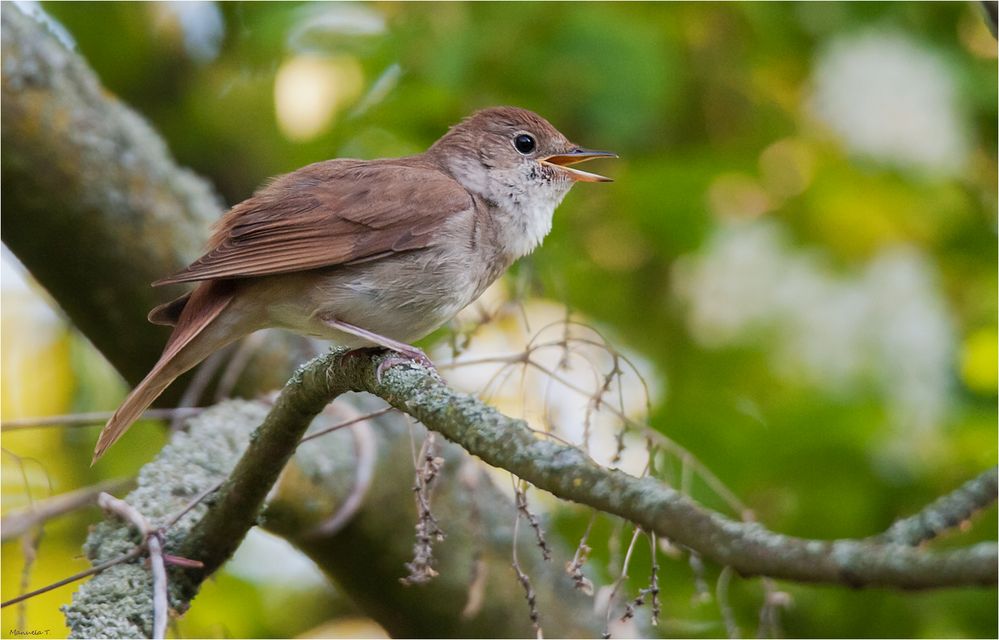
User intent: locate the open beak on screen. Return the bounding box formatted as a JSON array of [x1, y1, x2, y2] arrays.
[[540, 148, 617, 183]]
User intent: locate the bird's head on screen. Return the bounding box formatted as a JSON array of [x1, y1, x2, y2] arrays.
[[430, 106, 616, 209]]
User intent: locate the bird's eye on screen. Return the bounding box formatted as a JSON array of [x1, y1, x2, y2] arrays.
[[513, 134, 536, 155]]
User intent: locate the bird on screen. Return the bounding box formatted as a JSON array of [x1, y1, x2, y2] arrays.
[[92, 106, 615, 462]]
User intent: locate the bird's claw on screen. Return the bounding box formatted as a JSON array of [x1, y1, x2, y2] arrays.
[[375, 349, 436, 383]]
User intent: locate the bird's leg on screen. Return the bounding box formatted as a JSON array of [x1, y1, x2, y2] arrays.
[[321, 316, 436, 381]]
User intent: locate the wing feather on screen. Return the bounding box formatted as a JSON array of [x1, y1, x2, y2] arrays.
[[155, 159, 471, 286]]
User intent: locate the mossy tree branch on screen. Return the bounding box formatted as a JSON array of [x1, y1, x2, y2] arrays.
[[74, 342, 999, 632], [874, 468, 998, 547], [181, 348, 995, 592], [68, 347, 991, 634], [65, 397, 603, 638]]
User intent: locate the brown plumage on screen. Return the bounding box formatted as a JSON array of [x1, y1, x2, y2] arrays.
[[155, 159, 473, 285], [94, 281, 237, 458], [92, 107, 614, 462]]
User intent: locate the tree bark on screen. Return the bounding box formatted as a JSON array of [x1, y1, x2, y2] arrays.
[[1, 5, 217, 385], [188, 349, 999, 592], [64, 397, 602, 638], [64, 348, 996, 636], [0, 5, 303, 395]]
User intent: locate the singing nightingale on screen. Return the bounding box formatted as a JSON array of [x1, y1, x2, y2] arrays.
[[93, 106, 615, 461]]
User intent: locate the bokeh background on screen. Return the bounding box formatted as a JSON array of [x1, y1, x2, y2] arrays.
[[2, 2, 996, 638]]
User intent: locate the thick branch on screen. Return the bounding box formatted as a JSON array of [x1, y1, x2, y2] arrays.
[[65, 402, 262, 638], [0, 6, 298, 394], [228, 349, 992, 591], [66, 398, 603, 638], [88, 346, 988, 621], [177, 358, 342, 575], [982, 0, 998, 37], [0, 5, 217, 384], [265, 397, 602, 637]]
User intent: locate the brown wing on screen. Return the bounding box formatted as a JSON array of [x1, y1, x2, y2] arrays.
[[154, 159, 472, 286]]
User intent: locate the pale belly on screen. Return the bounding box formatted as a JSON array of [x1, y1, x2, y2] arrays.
[[243, 247, 505, 347]]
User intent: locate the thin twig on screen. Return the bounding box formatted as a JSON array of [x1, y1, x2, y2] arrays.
[[717, 566, 740, 639], [401, 433, 445, 585], [160, 480, 225, 530], [492, 318, 656, 419], [442, 321, 741, 530], [458, 459, 489, 619], [757, 579, 790, 639], [445, 350, 748, 517], [1, 408, 203, 432], [214, 333, 267, 402], [172, 348, 229, 430], [298, 407, 394, 444], [1, 477, 135, 542], [148, 531, 167, 639], [689, 550, 711, 604], [566, 512, 596, 595], [511, 502, 543, 639], [1, 476, 223, 612], [648, 533, 661, 626], [18, 526, 42, 630], [522, 358, 749, 516], [0, 548, 143, 608], [308, 408, 378, 536], [584, 359, 619, 452], [3, 448, 51, 627], [515, 481, 552, 561], [97, 493, 168, 639], [875, 467, 998, 546], [602, 526, 643, 637]]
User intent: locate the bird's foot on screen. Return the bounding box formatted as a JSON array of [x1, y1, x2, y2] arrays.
[[340, 345, 435, 383], [374, 346, 436, 383], [323, 317, 437, 383]]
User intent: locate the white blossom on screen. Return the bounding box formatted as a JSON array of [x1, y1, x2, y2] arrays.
[[810, 30, 969, 176], [673, 222, 953, 438]]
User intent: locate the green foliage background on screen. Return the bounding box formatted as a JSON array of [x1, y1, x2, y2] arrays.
[[2, 2, 996, 638]]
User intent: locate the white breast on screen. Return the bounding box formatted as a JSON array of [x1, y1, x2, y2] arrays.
[[496, 198, 556, 258], [490, 178, 568, 260]]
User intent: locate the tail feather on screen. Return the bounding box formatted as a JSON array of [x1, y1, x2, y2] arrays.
[[148, 292, 191, 326], [92, 360, 184, 463], [92, 282, 237, 463]]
